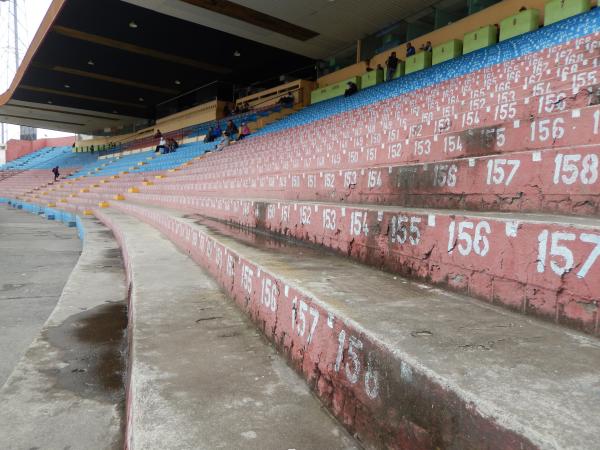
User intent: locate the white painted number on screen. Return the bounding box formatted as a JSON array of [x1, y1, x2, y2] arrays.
[[350, 211, 369, 236], [553, 154, 598, 185], [260, 277, 278, 312], [301, 205, 311, 225], [390, 216, 421, 245], [448, 220, 491, 256], [291, 298, 319, 344], [323, 208, 337, 230], [367, 170, 382, 188], [530, 118, 565, 143], [241, 264, 254, 294], [486, 159, 520, 186], [537, 230, 600, 278], [433, 164, 458, 187], [345, 336, 362, 384], [334, 330, 379, 399], [443, 135, 462, 154], [414, 139, 431, 156]]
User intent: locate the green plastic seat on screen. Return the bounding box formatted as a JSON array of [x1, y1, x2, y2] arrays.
[[405, 52, 432, 74], [499, 9, 540, 41], [544, 0, 590, 25], [432, 39, 463, 65], [311, 76, 362, 104], [361, 70, 384, 88], [463, 25, 498, 54]]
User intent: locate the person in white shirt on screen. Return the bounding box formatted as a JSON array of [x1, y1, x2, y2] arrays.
[[156, 136, 167, 154]]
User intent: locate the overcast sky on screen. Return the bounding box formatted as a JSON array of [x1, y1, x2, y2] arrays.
[[0, 0, 71, 141]]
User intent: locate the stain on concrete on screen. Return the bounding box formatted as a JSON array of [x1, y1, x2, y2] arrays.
[[81, 246, 123, 273], [462, 126, 501, 156], [103, 248, 123, 259], [96, 229, 117, 239], [2, 283, 27, 291], [44, 302, 127, 403]]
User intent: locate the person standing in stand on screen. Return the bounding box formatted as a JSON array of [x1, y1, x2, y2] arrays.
[[385, 51, 399, 82]]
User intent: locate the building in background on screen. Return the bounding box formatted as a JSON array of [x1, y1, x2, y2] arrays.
[[19, 126, 36, 141]]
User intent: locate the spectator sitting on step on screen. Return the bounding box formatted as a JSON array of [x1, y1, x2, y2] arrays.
[[215, 131, 231, 151], [155, 135, 167, 154], [167, 138, 179, 153], [420, 41, 432, 52], [406, 42, 416, 57], [385, 51, 399, 81], [238, 122, 251, 140], [344, 81, 358, 97], [52, 166, 60, 181], [225, 120, 239, 139], [204, 127, 215, 143], [213, 123, 222, 139]]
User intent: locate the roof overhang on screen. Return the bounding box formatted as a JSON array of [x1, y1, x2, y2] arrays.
[[0, 0, 315, 134], [0, 0, 442, 134]]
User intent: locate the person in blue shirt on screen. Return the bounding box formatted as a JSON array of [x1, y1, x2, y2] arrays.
[[225, 120, 239, 139], [204, 127, 215, 143], [213, 123, 222, 138], [406, 42, 416, 57]]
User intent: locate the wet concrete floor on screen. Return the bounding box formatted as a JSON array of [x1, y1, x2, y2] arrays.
[[44, 301, 128, 404], [0, 206, 81, 386], [189, 214, 338, 259], [0, 208, 128, 449]]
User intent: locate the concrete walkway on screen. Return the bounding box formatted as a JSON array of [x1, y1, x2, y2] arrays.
[[0, 215, 127, 450], [0, 205, 81, 386], [96, 209, 359, 450]]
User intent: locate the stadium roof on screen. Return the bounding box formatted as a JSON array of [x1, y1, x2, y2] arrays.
[[0, 0, 433, 134]]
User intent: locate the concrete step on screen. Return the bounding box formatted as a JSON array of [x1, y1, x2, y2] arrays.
[[139, 144, 600, 217], [0, 215, 127, 450], [94, 208, 359, 450], [171, 102, 600, 177], [125, 195, 600, 335], [108, 200, 600, 450]]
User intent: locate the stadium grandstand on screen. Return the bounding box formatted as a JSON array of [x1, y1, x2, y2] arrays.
[[0, 0, 599, 448]]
